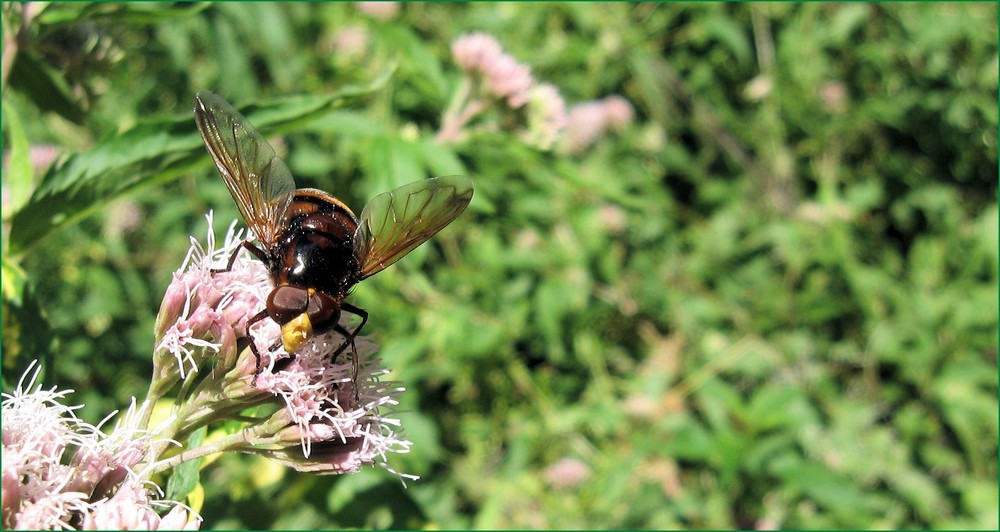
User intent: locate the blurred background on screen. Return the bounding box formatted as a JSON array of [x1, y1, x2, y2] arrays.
[[2, 2, 997, 529]]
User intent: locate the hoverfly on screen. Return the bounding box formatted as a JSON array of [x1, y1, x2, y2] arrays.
[[193, 90, 473, 387]]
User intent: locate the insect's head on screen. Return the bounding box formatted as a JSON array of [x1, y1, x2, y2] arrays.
[[266, 286, 341, 352]]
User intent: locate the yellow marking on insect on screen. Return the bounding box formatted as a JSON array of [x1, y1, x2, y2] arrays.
[[281, 312, 313, 352]]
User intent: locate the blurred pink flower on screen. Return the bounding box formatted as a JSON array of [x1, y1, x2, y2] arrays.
[[452, 32, 503, 73], [450, 32, 533, 108], [1, 144, 61, 209], [331, 25, 370, 59], [559, 95, 635, 154], [598, 204, 627, 233], [560, 101, 607, 154], [1, 143, 61, 175], [482, 54, 534, 108], [544, 457, 591, 488], [820, 80, 848, 114], [355, 1, 400, 20], [104, 199, 143, 240], [602, 95, 635, 131]]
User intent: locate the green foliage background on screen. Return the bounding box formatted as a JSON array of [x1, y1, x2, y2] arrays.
[[2, 2, 997, 529]]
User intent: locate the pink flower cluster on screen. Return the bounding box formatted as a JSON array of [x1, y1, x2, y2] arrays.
[[2, 363, 200, 530], [153, 215, 268, 381], [559, 95, 635, 154], [452, 32, 534, 108], [440, 32, 568, 150], [151, 213, 415, 478], [2, 212, 419, 529], [441, 32, 633, 153]]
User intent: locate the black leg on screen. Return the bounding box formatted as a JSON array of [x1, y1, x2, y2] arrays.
[[212, 239, 269, 274], [332, 303, 368, 401], [270, 338, 295, 373], [245, 309, 270, 386], [331, 302, 368, 358], [332, 323, 358, 382]]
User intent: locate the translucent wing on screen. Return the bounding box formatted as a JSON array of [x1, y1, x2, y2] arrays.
[[354, 175, 474, 280], [194, 90, 295, 247]]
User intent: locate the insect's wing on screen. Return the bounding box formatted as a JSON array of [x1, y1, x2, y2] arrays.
[[194, 90, 295, 247], [354, 175, 474, 280]]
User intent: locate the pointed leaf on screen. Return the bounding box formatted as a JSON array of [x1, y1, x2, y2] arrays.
[[8, 69, 395, 256]]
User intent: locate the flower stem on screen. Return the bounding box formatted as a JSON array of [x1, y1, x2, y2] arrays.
[[147, 431, 249, 476], [436, 76, 487, 143]]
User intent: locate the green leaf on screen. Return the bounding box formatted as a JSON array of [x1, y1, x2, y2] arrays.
[[376, 25, 448, 102], [382, 411, 441, 477], [1, 255, 28, 307], [7, 115, 204, 257], [211, 16, 258, 102], [299, 110, 388, 138], [828, 3, 872, 44], [36, 3, 208, 26], [772, 457, 877, 526], [745, 385, 803, 431], [628, 49, 671, 127], [662, 415, 715, 461], [366, 134, 396, 196], [418, 137, 467, 177], [7, 48, 86, 124], [2, 100, 33, 217], [699, 13, 752, 65], [1, 257, 54, 371], [326, 468, 416, 529], [363, 133, 424, 197], [166, 426, 206, 502], [7, 69, 394, 256]]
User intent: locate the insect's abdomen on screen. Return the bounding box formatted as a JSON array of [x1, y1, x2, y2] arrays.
[[275, 190, 361, 297]]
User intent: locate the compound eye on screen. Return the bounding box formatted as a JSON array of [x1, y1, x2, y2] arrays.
[[267, 285, 309, 324], [306, 291, 340, 332]]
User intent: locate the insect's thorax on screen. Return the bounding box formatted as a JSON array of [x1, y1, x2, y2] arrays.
[[271, 190, 360, 297]]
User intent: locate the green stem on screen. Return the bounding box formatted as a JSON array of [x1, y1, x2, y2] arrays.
[[147, 432, 252, 476]]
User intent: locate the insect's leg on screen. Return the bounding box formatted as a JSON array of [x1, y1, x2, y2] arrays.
[[332, 322, 359, 376], [332, 303, 368, 353], [245, 309, 270, 386], [271, 337, 298, 373], [332, 303, 368, 402], [212, 240, 269, 274]]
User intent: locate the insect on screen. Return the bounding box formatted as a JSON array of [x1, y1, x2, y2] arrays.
[[193, 90, 473, 387]]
